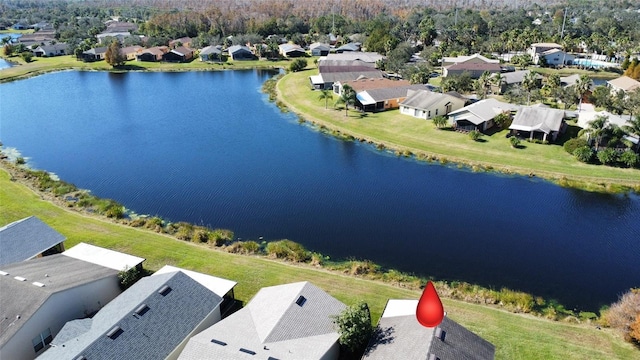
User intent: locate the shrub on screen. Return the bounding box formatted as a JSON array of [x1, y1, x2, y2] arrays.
[[209, 228, 234, 246], [509, 136, 521, 148], [468, 130, 481, 141], [98, 199, 125, 218], [334, 302, 374, 355], [597, 148, 618, 165], [620, 150, 639, 168], [191, 228, 209, 243], [265, 239, 310, 262], [494, 112, 512, 128], [20, 51, 33, 63], [118, 266, 142, 290], [564, 137, 589, 154], [289, 58, 307, 72], [573, 146, 594, 163], [15, 157, 26, 165], [174, 222, 193, 241], [226, 240, 260, 254], [601, 288, 640, 343]]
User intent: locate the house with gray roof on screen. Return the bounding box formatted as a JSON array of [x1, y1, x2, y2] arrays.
[[336, 42, 361, 53], [325, 52, 384, 64], [400, 90, 467, 120], [357, 84, 427, 112], [310, 42, 331, 56], [199, 45, 222, 62], [441, 53, 499, 67], [310, 71, 385, 91], [32, 43, 68, 57], [279, 43, 306, 58], [227, 45, 254, 60], [0, 216, 66, 267], [607, 75, 640, 94], [39, 270, 225, 360], [362, 299, 495, 360], [443, 62, 502, 79], [509, 107, 567, 142], [0, 255, 121, 360], [448, 98, 520, 132], [178, 281, 346, 360], [491, 70, 542, 94]]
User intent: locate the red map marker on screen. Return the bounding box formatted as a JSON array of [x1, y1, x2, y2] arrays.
[[416, 281, 445, 328]]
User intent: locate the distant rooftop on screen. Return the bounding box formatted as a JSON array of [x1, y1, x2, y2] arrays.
[[62, 242, 145, 271]]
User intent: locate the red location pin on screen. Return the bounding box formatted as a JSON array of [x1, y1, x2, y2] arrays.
[[416, 281, 445, 328]]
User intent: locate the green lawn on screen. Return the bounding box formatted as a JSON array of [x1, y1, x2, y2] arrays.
[[0, 54, 292, 83], [1, 166, 637, 359], [278, 69, 640, 191]]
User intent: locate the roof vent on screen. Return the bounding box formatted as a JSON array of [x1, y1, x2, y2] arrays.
[[295, 296, 306, 307], [32, 282, 46, 287], [14, 276, 26, 282], [435, 327, 446, 341], [106, 326, 123, 340], [211, 339, 227, 346], [428, 354, 440, 360], [267, 357, 280, 360], [74, 356, 86, 360], [239, 348, 256, 355], [0, 270, 8, 276], [134, 304, 149, 316], [158, 285, 172, 296]]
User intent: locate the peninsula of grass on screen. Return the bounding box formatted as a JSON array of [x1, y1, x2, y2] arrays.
[[0, 54, 292, 83], [275, 69, 640, 193], [1, 167, 638, 359]]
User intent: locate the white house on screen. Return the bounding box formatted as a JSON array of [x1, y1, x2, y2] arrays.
[[448, 98, 520, 132], [362, 299, 495, 359], [607, 75, 640, 94], [509, 106, 567, 142], [536, 48, 575, 66], [399, 90, 466, 120], [0, 255, 122, 360], [178, 281, 346, 360]]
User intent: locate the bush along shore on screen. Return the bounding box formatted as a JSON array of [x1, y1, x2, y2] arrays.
[[0, 157, 612, 324]]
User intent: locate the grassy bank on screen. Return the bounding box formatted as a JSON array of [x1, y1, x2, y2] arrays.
[[0, 54, 292, 83], [275, 69, 640, 192], [0, 167, 637, 359]]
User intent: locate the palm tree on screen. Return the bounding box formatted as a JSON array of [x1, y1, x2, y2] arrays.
[[432, 115, 448, 129], [522, 71, 538, 105], [575, 74, 592, 111], [491, 72, 504, 94], [335, 84, 356, 116], [318, 89, 333, 109], [578, 115, 608, 151], [545, 73, 561, 105], [475, 71, 491, 99], [622, 115, 640, 153]]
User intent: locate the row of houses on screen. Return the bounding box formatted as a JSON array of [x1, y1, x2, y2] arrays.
[[0, 216, 495, 360]]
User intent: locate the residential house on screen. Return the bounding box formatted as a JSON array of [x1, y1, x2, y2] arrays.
[[178, 281, 346, 360], [509, 106, 567, 141], [310, 71, 385, 91], [577, 111, 639, 146], [325, 52, 384, 64], [32, 43, 68, 57], [492, 70, 542, 94], [62, 242, 145, 272], [227, 45, 254, 60], [12, 22, 28, 30], [336, 42, 361, 53], [334, 77, 412, 96], [400, 90, 467, 120], [17, 30, 56, 47], [96, 32, 130, 44], [310, 42, 331, 56], [38, 270, 229, 360], [607, 75, 640, 94], [318, 59, 377, 74], [528, 42, 563, 62], [279, 43, 306, 58], [120, 45, 143, 60], [163, 46, 194, 62], [448, 98, 519, 132], [104, 21, 138, 33], [441, 53, 499, 67], [356, 84, 427, 112], [443, 62, 502, 79], [81, 46, 108, 62], [137, 46, 169, 62], [362, 299, 495, 360], [0, 216, 65, 267], [200, 45, 223, 62], [0, 255, 124, 360], [560, 74, 581, 88], [536, 48, 574, 66], [169, 37, 193, 49]]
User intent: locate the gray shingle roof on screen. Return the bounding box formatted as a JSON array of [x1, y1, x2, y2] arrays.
[[228, 45, 252, 55], [363, 300, 495, 360], [509, 107, 565, 133], [38, 271, 222, 360], [448, 99, 519, 125], [318, 71, 384, 84], [179, 281, 346, 360], [200, 45, 222, 56], [0, 216, 66, 266], [400, 90, 462, 110], [0, 255, 118, 348], [363, 84, 426, 102]]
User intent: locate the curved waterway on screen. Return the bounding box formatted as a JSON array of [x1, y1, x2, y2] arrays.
[[1, 70, 638, 311]]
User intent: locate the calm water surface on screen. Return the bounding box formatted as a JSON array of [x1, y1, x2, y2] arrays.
[[1, 70, 638, 311]]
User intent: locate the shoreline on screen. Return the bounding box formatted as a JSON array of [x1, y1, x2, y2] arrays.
[[272, 71, 640, 194]]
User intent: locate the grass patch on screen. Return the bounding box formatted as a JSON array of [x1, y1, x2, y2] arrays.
[[276, 69, 640, 191], [0, 166, 637, 359]]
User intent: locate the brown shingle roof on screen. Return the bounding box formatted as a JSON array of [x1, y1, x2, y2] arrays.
[[343, 78, 411, 92]]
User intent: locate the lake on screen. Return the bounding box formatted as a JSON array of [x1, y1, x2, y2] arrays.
[[1, 70, 638, 311]]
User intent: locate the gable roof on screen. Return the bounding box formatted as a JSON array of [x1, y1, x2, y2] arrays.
[[442, 53, 499, 65], [310, 42, 330, 51], [510, 107, 565, 133], [200, 45, 222, 55], [153, 265, 236, 297], [38, 271, 222, 360], [315, 71, 385, 84], [83, 46, 108, 55], [400, 90, 464, 110], [319, 59, 377, 73], [360, 85, 426, 103], [171, 46, 194, 57], [228, 45, 252, 55], [336, 42, 360, 52], [497, 70, 539, 85], [560, 74, 581, 87], [362, 300, 495, 359], [0, 216, 66, 266], [0, 255, 118, 348], [325, 52, 384, 63], [448, 98, 519, 125], [279, 43, 305, 53], [607, 76, 640, 92], [178, 281, 346, 360], [531, 42, 562, 49], [34, 43, 68, 53], [62, 242, 145, 271], [342, 78, 411, 92], [445, 62, 502, 72]]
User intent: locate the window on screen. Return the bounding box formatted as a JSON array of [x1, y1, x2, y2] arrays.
[[435, 109, 439, 115], [32, 328, 53, 353], [428, 110, 431, 118]]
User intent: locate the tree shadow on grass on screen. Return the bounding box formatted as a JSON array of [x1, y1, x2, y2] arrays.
[[475, 138, 488, 143], [116, 64, 147, 71]]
